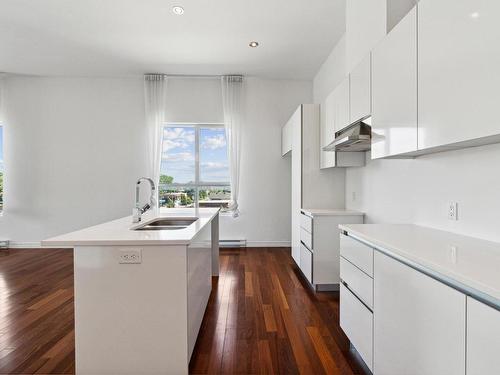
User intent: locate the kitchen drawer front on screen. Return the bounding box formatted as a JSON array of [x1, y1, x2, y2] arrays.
[[300, 213, 313, 233], [340, 234, 373, 277], [340, 283, 373, 371], [300, 227, 313, 250], [340, 257, 373, 309], [300, 243, 313, 284]]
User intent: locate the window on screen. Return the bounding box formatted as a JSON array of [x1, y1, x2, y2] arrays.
[[0, 125, 3, 212], [159, 124, 231, 209]]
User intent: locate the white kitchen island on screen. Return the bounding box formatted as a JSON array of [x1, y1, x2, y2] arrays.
[[43, 208, 220, 375]]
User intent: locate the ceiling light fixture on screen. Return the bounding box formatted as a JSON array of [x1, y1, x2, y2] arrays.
[[172, 6, 184, 15], [470, 11, 479, 18], [249, 41, 259, 48]]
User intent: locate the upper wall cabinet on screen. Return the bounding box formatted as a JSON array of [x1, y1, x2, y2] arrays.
[[320, 78, 365, 169], [320, 91, 336, 168], [332, 77, 350, 132], [418, 0, 500, 150], [281, 120, 292, 156], [371, 7, 417, 159], [350, 53, 371, 123]]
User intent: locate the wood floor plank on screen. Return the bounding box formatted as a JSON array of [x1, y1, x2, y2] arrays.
[[306, 326, 341, 375], [257, 339, 275, 374], [244, 271, 253, 297], [262, 304, 277, 332]]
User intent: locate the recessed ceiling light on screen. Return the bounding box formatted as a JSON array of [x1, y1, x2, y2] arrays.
[[249, 41, 259, 48], [470, 11, 479, 18], [172, 6, 184, 15]]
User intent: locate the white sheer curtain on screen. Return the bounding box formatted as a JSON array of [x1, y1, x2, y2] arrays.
[[0, 73, 5, 123], [221, 75, 243, 217], [144, 74, 168, 206]]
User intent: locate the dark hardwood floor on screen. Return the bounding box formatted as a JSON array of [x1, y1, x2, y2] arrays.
[[0, 249, 74, 375], [0, 247, 368, 375]]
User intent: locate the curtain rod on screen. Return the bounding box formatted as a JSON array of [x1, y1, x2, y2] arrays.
[[145, 73, 243, 79], [167, 74, 222, 78]]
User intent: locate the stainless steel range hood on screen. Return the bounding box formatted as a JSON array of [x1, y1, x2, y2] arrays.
[[322, 116, 372, 152]]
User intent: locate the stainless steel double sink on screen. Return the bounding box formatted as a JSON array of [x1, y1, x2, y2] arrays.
[[134, 217, 198, 231]]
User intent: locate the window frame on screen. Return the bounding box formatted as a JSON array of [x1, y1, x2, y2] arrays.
[[159, 123, 231, 209]]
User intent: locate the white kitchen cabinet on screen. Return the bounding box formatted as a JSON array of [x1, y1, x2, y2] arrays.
[[467, 297, 500, 375], [320, 79, 365, 169], [373, 251, 466, 375], [281, 120, 292, 156], [332, 77, 350, 132], [371, 6, 417, 159], [350, 54, 371, 123], [300, 210, 364, 290], [418, 0, 500, 150], [320, 91, 336, 169], [340, 257, 373, 309], [286, 105, 364, 276], [340, 283, 373, 371], [289, 105, 342, 266], [339, 233, 374, 371], [299, 243, 312, 284], [290, 107, 302, 267], [340, 233, 373, 277]]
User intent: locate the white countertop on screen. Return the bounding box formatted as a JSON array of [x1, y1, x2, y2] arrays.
[[340, 224, 500, 309], [43, 208, 220, 247], [301, 208, 364, 217]]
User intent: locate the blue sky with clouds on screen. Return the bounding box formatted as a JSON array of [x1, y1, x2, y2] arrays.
[[160, 126, 229, 184]]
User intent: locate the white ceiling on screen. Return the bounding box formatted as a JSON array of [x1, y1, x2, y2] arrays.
[[0, 0, 346, 80]]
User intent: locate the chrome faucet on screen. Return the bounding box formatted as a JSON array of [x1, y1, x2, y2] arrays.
[[132, 177, 156, 223]]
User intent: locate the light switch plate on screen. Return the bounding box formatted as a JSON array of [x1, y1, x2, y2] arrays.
[[119, 249, 142, 264]]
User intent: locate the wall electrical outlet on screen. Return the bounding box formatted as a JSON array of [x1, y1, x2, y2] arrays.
[[448, 202, 458, 221], [119, 249, 142, 264]]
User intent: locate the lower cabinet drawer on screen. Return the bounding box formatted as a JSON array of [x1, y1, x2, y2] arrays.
[[300, 227, 313, 250], [340, 283, 373, 371], [300, 213, 313, 233], [340, 257, 373, 309], [300, 243, 313, 284], [340, 234, 373, 277]]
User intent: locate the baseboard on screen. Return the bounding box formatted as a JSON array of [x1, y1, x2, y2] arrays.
[[9, 241, 42, 248], [245, 241, 291, 248], [9, 240, 291, 249], [10, 241, 72, 249], [315, 284, 340, 292]]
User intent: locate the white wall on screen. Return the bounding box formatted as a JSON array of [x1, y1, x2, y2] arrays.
[[0, 75, 311, 246], [346, 0, 386, 72], [346, 144, 500, 243], [166, 77, 224, 124], [387, 0, 417, 32], [1, 76, 148, 243], [313, 35, 347, 104]]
